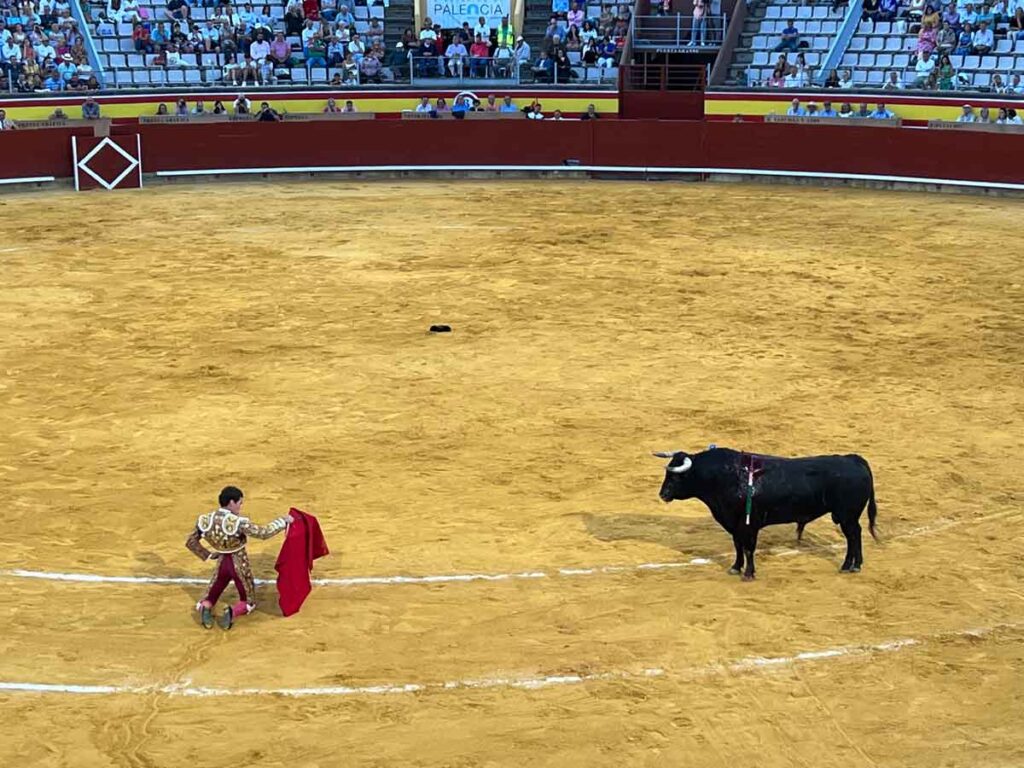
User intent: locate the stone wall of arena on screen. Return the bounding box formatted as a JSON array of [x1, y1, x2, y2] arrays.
[[2, 93, 1023, 191]]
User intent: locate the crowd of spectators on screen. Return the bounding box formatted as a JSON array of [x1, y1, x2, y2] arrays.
[[0, 1, 100, 91], [408, 93, 602, 117], [404, 2, 629, 83], [765, 0, 1024, 91], [94, 0, 398, 85], [778, 94, 1023, 122]]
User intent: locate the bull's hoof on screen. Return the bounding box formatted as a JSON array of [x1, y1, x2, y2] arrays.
[[728, 567, 742, 576], [741, 573, 755, 582]]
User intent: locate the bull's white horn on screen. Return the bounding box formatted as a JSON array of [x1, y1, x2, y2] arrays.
[[667, 457, 693, 474], [651, 451, 680, 459]]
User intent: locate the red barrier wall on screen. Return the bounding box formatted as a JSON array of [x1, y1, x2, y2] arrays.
[[0, 126, 94, 180], [3, 120, 1022, 186]]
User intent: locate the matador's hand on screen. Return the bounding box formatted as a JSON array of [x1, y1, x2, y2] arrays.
[[285, 514, 295, 524]]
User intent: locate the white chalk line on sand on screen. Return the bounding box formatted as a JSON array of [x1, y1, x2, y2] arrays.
[[0, 622, 1016, 698], [2, 507, 1017, 590]]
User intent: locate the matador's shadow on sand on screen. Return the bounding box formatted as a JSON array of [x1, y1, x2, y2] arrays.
[[135, 550, 286, 619], [579, 512, 839, 561]]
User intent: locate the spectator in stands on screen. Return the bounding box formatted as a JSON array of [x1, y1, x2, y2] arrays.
[[882, 70, 903, 88], [81, 96, 99, 119], [56, 51, 75, 80], [962, 2, 978, 25], [173, 97, 188, 115], [599, 7, 614, 36], [1012, 5, 1024, 38], [1006, 72, 1022, 93], [493, 40, 512, 76], [877, 0, 898, 19], [494, 16, 514, 49], [324, 97, 340, 112], [782, 64, 801, 87], [823, 68, 840, 87], [43, 66, 63, 89], [954, 21, 973, 52], [935, 53, 953, 89], [819, 100, 838, 116], [341, 99, 356, 112], [773, 18, 800, 52], [341, 51, 358, 81], [212, 99, 226, 113], [913, 48, 935, 85], [1, 36, 21, 74], [305, 32, 326, 66], [978, 106, 992, 122], [690, 0, 707, 46], [786, 97, 806, 116], [854, 103, 870, 117], [268, 31, 290, 66], [863, 0, 880, 21], [565, 24, 581, 52], [579, 103, 599, 119], [839, 68, 854, 87], [359, 50, 381, 82], [435, 96, 449, 112], [256, 100, 281, 121], [567, 1, 584, 28], [555, 49, 573, 82], [837, 102, 853, 116], [971, 20, 992, 53], [999, 107, 1022, 124], [445, 35, 467, 76], [532, 49, 553, 82], [524, 98, 544, 119], [957, 103, 976, 121], [514, 35, 530, 74], [165, 0, 188, 22], [768, 65, 785, 86], [921, 3, 940, 28], [348, 32, 365, 62], [499, 95, 518, 112], [233, 92, 251, 113], [975, 2, 995, 26], [793, 51, 811, 86], [337, 4, 355, 28], [870, 102, 895, 118], [191, 99, 207, 115], [155, 102, 168, 115], [580, 35, 598, 66], [0, 109, 14, 129], [283, 0, 302, 34], [133, 22, 153, 53], [937, 20, 956, 52], [469, 32, 490, 76], [916, 20, 937, 56], [418, 36, 439, 76], [597, 34, 616, 67], [942, 2, 960, 29], [413, 95, 431, 112]]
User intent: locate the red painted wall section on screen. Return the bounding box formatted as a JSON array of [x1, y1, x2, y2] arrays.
[[3, 120, 1022, 185], [0, 126, 93, 179]]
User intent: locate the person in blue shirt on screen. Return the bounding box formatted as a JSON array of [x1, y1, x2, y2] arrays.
[[870, 103, 895, 119], [43, 69, 64, 91], [773, 19, 801, 52], [498, 95, 518, 112], [955, 21, 974, 52], [786, 97, 807, 116], [819, 100, 838, 117]]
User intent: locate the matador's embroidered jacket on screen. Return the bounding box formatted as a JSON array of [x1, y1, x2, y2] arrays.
[[186, 507, 289, 561]]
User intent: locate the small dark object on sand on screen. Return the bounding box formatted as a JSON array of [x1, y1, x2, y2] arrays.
[[429, 325, 452, 333]]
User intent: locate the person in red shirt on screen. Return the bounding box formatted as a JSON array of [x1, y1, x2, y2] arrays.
[[469, 33, 491, 77], [302, 0, 320, 21]]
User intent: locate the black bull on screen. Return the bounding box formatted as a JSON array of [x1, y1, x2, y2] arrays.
[[655, 448, 878, 580]]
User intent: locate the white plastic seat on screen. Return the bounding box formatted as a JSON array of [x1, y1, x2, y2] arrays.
[[859, 52, 876, 66]]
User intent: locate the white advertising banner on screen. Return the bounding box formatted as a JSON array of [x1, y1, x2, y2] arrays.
[[427, 0, 509, 30]]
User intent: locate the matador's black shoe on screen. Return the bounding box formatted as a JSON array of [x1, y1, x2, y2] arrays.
[[199, 604, 214, 629], [219, 606, 234, 631]]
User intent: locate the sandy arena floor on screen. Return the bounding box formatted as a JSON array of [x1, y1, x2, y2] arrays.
[[0, 180, 1022, 768]]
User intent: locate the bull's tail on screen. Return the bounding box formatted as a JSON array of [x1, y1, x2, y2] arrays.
[[862, 457, 878, 541]]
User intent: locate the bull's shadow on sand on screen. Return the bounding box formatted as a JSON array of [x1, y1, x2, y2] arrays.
[[579, 512, 840, 562]]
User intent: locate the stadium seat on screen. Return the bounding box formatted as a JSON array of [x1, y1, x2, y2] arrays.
[[753, 34, 768, 48], [804, 20, 820, 33], [849, 36, 866, 51], [821, 21, 837, 34], [108, 53, 127, 68], [868, 36, 884, 51], [290, 67, 307, 83], [884, 35, 902, 51], [310, 67, 328, 82], [842, 52, 857, 66], [995, 38, 1012, 53], [132, 70, 149, 84], [876, 22, 892, 34], [892, 53, 909, 67], [963, 55, 980, 69], [812, 6, 827, 18], [167, 69, 185, 84], [1015, 40, 1024, 54], [117, 22, 133, 36], [119, 37, 135, 51], [184, 68, 202, 83], [127, 53, 145, 67], [796, 6, 812, 19], [149, 69, 166, 85], [867, 69, 884, 84], [980, 55, 997, 69], [974, 72, 991, 87], [766, 6, 781, 18], [875, 53, 892, 68], [812, 36, 828, 49], [997, 55, 1014, 70]]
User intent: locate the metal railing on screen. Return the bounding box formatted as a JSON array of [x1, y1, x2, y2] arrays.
[[620, 63, 707, 91], [407, 54, 619, 86], [630, 14, 727, 49]]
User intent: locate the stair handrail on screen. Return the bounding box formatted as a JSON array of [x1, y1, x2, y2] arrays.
[[816, 0, 864, 85]]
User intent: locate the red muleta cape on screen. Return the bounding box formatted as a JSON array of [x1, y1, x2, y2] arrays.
[[275, 507, 330, 617]]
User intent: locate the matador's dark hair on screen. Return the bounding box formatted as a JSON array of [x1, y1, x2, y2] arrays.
[[219, 486, 244, 507]]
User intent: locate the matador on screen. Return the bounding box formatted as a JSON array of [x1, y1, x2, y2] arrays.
[[186, 485, 292, 629]]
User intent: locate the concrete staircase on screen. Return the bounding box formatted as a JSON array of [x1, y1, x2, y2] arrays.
[[724, 0, 769, 85], [523, 0, 553, 56], [384, 0, 415, 51]]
